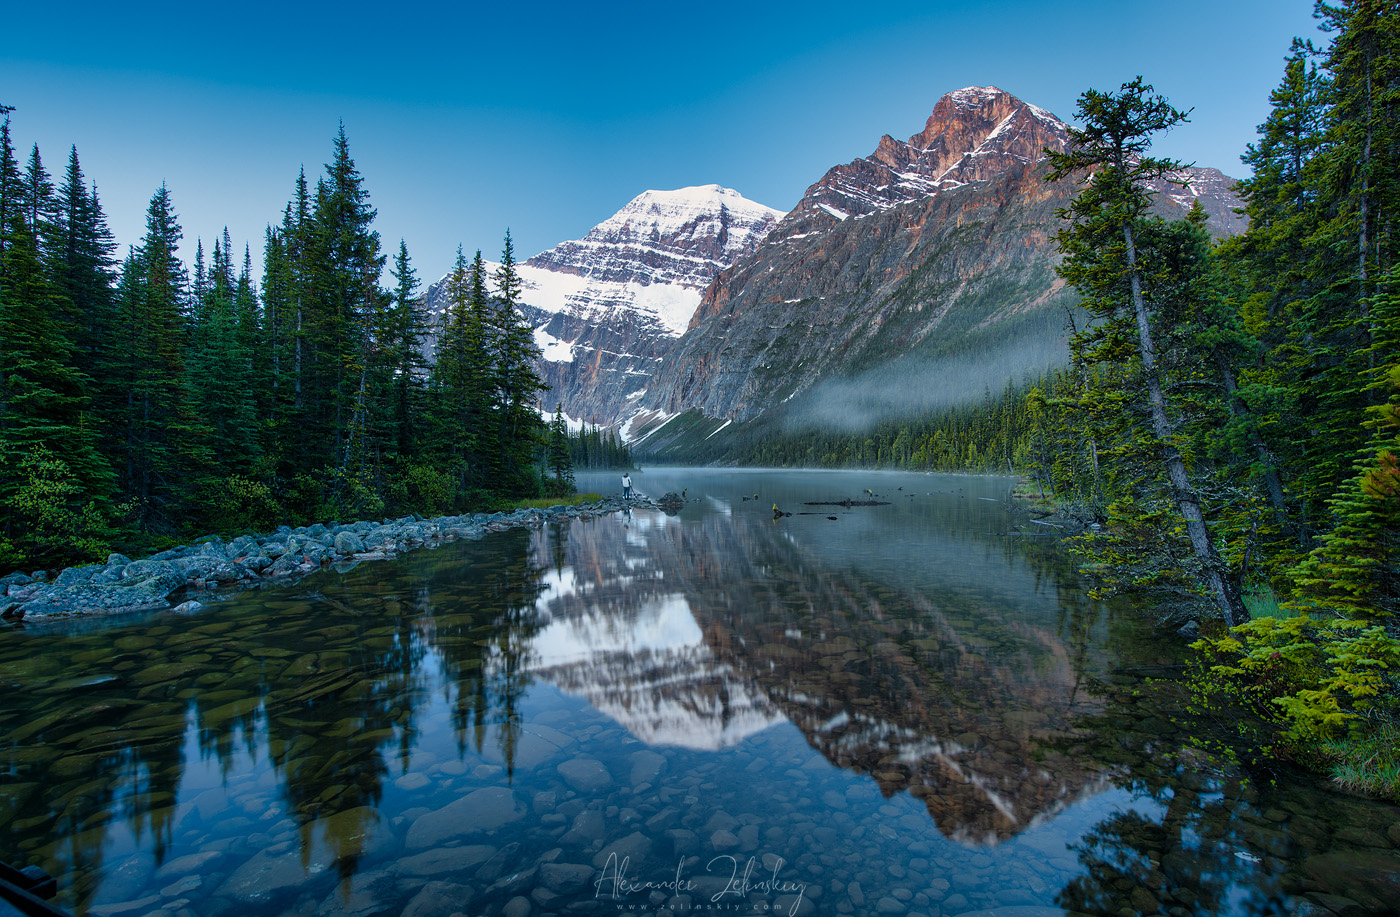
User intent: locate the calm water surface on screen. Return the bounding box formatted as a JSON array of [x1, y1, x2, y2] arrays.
[[2, 468, 1397, 917]]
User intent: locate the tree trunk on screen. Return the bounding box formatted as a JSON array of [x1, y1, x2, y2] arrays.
[[1124, 221, 1241, 627]]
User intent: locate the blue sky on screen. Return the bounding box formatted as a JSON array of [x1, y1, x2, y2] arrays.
[[3, 0, 1323, 285]]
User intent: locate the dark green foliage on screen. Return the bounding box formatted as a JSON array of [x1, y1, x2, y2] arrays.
[[1293, 267, 1400, 620], [570, 424, 634, 470], [1044, 78, 1243, 626], [110, 184, 206, 533], [0, 113, 576, 571], [0, 216, 115, 565], [491, 230, 548, 494], [546, 403, 574, 489], [431, 246, 495, 494]]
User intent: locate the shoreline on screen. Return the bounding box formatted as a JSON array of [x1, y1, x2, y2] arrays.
[[1, 495, 662, 625]]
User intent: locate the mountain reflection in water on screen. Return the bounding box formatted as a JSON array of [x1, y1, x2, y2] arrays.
[[0, 468, 1395, 917], [523, 492, 1108, 843]]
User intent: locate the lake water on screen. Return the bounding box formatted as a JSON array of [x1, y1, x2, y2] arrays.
[[2, 468, 1397, 917]]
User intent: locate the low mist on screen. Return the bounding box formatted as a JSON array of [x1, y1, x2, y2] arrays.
[[780, 337, 1069, 435]]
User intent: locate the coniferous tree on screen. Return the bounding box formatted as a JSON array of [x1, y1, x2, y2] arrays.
[[20, 145, 56, 256], [113, 184, 204, 531], [547, 403, 574, 489], [1294, 266, 1400, 620], [0, 105, 19, 273], [492, 230, 547, 495], [53, 147, 120, 438], [432, 246, 492, 495], [0, 190, 114, 565], [387, 239, 428, 464], [1045, 78, 1242, 626], [187, 227, 258, 483], [1288, 1, 1400, 522], [304, 126, 385, 486]]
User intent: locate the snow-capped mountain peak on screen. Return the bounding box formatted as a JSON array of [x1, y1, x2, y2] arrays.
[[421, 185, 784, 426]]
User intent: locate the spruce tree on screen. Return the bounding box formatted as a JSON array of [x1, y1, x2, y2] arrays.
[[388, 239, 428, 464], [1046, 78, 1242, 626], [0, 201, 114, 566], [1295, 266, 1400, 621], [0, 105, 18, 273], [20, 145, 56, 255], [303, 126, 385, 483], [1291, 1, 1400, 522], [186, 228, 258, 482], [53, 147, 120, 446], [492, 230, 546, 495], [547, 403, 574, 489], [431, 246, 492, 497], [114, 184, 205, 531]]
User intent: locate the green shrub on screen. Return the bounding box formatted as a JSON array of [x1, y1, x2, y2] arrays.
[[0, 447, 112, 570], [1190, 614, 1400, 796], [387, 463, 454, 517], [194, 475, 284, 534]]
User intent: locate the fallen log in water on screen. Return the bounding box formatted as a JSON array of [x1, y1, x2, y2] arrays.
[[803, 499, 891, 507]]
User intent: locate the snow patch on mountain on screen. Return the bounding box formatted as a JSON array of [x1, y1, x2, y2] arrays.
[[521, 184, 785, 335], [526, 592, 785, 750], [534, 326, 575, 363]]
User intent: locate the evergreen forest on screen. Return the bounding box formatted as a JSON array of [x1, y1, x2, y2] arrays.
[[0, 119, 571, 571]]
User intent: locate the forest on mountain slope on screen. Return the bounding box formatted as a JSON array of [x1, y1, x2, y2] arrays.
[[696, 3, 1400, 797]]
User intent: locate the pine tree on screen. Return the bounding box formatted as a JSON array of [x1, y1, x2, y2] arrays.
[[1046, 78, 1242, 626], [492, 230, 547, 495], [432, 246, 494, 497], [303, 126, 386, 482], [53, 147, 120, 446], [1291, 1, 1400, 522], [186, 228, 258, 483], [0, 193, 114, 566], [259, 175, 314, 474], [387, 239, 428, 464], [20, 145, 56, 256], [547, 403, 574, 489], [0, 105, 19, 274], [113, 184, 205, 531], [1295, 266, 1400, 620]]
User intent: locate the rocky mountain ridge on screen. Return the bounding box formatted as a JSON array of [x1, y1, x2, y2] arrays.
[[617, 87, 1245, 448]]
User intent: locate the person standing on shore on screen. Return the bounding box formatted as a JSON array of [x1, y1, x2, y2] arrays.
[[622, 472, 633, 498]]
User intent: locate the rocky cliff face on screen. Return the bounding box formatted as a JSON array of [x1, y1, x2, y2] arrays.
[[781, 86, 1069, 234], [621, 87, 1245, 444], [421, 185, 784, 424]]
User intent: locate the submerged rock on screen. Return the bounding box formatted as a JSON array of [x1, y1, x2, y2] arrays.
[[405, 787, 524, 849]]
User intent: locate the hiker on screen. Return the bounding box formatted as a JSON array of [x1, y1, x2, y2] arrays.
[[622, 472, 633, 498]]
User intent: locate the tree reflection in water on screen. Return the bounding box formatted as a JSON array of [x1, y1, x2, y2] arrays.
[[1052, 673, 1332, 917], [0, 526, 553, 909]]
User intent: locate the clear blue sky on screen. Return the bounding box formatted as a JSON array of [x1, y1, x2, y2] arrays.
[[3, 0, 1323, 285]]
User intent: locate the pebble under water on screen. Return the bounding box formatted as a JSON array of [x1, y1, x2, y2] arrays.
[[1, 469, 1397, 917]]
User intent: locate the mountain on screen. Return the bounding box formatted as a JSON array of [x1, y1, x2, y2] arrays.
[[420, 87, 1245, 454], [614, 86, 1245, 452], [421, 185, 784, 423]]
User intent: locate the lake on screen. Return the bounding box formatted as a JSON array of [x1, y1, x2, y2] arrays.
[[1, 468, 1397, 917]]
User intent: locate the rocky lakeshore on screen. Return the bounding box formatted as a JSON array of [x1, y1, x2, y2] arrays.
[[0, 495, 670, 623]]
